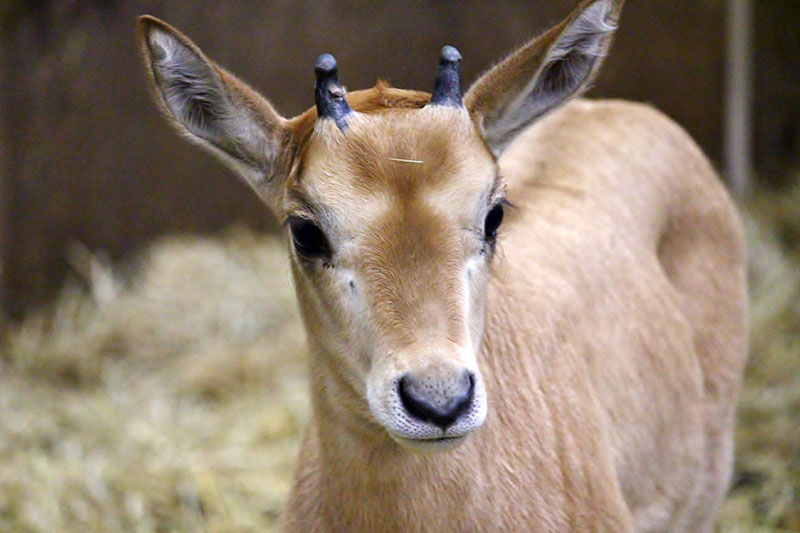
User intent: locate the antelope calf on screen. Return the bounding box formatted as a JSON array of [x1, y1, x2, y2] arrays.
[[137, 0, 748, 530]]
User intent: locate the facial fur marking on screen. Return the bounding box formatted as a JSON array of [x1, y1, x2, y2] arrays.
[[387, 157, 424, 164]]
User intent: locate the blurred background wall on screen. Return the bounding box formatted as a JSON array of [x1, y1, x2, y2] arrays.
[[0, 0, 798, 319]]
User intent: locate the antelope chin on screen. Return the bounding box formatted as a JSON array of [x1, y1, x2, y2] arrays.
[[389, 433, 469, 454]]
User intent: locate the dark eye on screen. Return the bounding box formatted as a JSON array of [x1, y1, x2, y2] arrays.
[[289, 218, 330, 258], [484, 204, 504, 241]]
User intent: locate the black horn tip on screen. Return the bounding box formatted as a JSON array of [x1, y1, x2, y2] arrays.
[[440, 45, 462, 64], [314, 53, 338, 77], [314, 53, 351, 131], [428, 45, 463, 108]]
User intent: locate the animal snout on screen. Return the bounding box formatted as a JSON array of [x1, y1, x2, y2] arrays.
[[398, 369, 475, 430]]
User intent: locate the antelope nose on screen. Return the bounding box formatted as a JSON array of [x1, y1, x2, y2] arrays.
[[398, 370, 475, 430]]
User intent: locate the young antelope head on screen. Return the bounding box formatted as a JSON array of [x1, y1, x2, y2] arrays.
[[137, 0, 620, 453], [290, 49, 500, 452]]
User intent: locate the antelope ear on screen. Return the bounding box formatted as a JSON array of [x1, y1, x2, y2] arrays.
[[136, 15, 291, 209], [465, 0, 622, 156]]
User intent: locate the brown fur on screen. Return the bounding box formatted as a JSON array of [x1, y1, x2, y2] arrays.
[[136, 2, 748, 531]]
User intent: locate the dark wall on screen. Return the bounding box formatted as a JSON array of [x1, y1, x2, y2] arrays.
[[753, 0, 800, 179], [0, 1, 795, 318]]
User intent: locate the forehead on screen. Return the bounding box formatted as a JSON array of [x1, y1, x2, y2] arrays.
[[289, 106, 496, 222]]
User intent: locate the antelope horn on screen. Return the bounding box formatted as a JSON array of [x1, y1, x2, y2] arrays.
[[428, 45, 463, 107], [314, 53, 352, 131]]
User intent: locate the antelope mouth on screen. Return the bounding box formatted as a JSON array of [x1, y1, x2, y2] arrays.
[[389, 433, 469, 454]]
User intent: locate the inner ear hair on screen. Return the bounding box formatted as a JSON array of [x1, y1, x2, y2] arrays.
[[534, 0, 617, 109], [136, 16, 291, 206], [145, 27, 230, 147], [465, 0, 622, 156]]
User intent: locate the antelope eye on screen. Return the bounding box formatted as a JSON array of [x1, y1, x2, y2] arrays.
[[289, 218, 330, 258], [484, 204, 504, 241]]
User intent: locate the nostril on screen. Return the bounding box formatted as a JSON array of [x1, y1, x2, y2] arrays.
[[398, 370, 475, 430], [465, 370, 476, 397], [458, 371, 475, 407]]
